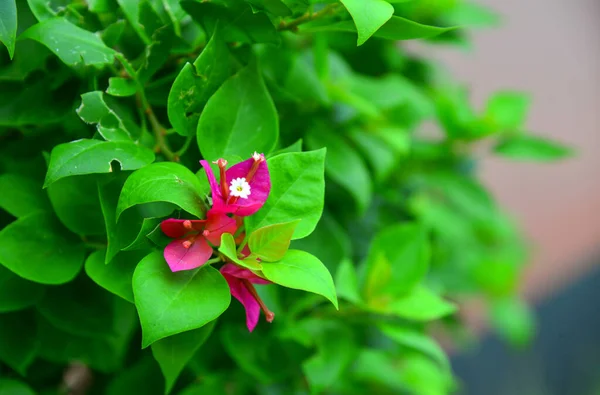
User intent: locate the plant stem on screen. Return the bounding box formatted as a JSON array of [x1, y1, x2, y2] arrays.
[[206, 257, 223, 265], [115, 52, 178, 162], [278, 3, 342, 32]]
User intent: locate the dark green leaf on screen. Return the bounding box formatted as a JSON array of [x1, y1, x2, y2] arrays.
[[132, 251, 231, 347], [0, 266, 45, 313], [48, 175, 106, 236], [106, 355, 164, 394], [246, 150, 326, 240], [151, 321, 216, 393], [117, 162, 208, 220], [197, 62, 278, 159], [37, 274, 117, 339], [0, 212, 84, 285], [77, 91, 142, 141], [20, 17, 115, 66], [261, 250, 338, 308], [0, 174, 51, 217], [248, 220, 299, 262], [182, 1, 280, 45], [0, 310, 38, 375], [168, 24, 236, 136], [0, 379, 35, 395], [85, 250, 145, 303], [494, 135, 573, 161], [44, 140, 155, 186], [340, 0, 393, 45], [0, 0, 17, 58]]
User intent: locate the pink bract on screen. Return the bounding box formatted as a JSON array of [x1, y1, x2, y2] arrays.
[[200, 153, 271, 217]]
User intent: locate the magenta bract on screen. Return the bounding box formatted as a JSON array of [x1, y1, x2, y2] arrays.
[[200, 153, 270, 217]]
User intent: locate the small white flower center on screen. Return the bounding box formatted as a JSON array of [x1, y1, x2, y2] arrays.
[[229, 177, 251, 199]]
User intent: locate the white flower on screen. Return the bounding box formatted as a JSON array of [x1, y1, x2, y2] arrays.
[[229, 177, 251, 199]]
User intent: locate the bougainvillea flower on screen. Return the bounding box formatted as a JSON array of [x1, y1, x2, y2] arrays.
[[220, 263, 274, 332], [200, 152, 270, 217], [161, 211, 237, 272]]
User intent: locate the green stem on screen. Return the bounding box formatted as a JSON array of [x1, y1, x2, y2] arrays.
[[278, 3, 342, 32], [206, 257, 223, 265], [174, 134, 194, 158], [115, 53, 178, 162]]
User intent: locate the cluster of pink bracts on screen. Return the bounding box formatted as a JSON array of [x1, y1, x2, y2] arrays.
[[159, 153, 274, 331]]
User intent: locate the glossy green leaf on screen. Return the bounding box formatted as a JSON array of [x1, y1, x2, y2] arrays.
[[77, 91, 142, 141], [37, 274, 117, 338], [85, 250, 145, 303], [44, 140, 154, 186], [0, 266, 45, 313], [0, 212, 85, 285], [151, 321, 216, 393], [20, 17, 115, 66], [132, 251, 231, 347], [0, 0, 17, 58], [307, 128, 372, 213], [385, 286, 456, 321], [340, 0, 393, 45], [246, 150, 326, 240], [248, 220, 300, 262], [122, 217, 162, 251], [168, 25, 236, 136], [116, 0, 153, 44], [261, 250, 338, 308], [363, 223, 430, 299], [0, 379, 35, 395], [303, 16, 456, 41], [197, 62, 278, 159], [106, 77, 138, 97], [494, 135, 573, 161], [0, 174, 51, 218], [0, 311, 38, 375], [117, 162, 208, 220], [219, 233, 262, 270], [48, 175, 106, 236]]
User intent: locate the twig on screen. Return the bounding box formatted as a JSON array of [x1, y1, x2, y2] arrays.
[[278, 3, 342, 32]]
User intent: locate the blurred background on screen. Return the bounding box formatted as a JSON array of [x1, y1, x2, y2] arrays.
[[427, 0, 600, 393]]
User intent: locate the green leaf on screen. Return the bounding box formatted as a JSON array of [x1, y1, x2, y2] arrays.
[[37, 274, 117, 339], [490, 297, 535, 347], [0, 212, 85, 285], [218, 233, 262, 271], [0, 379, 35, 395], [494, 135, 573, 161], [0, 174, 51, 218], [181, 1, 280, 45], [485, 91, 530, 131], [106, 77, 138, 97], [0, 311, 39, 375], [168, 24, 236, 136], [20, 17, 115, 66], [260, 250, 338, 308], [340, 0, 393, 45], [379, 324, 450, 370], [0, 0, 17, 58], [117, 162, 207, 220], [248, 220, 300, 262], [0, 266, 45, 313], [197, 62, 278, 159], [47, 175, 106, 236], [246, 0, 291, 16], [151, 321, 216, 394], [77, 91, 141, 141], [363, 223, 430, 300], [246, 150, 326, 240], [307, 128, 372, 213], [133, 251, 231, 347], [44, 140, 155, 187], [303, 16, 456, 41], [85, 250, 145, 303], [122, 217, 162, 251], [385, 286, 456, 321], [335, 258, 361, 304], [106, 354, 164, 394], [116, 0, 154, 44]]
